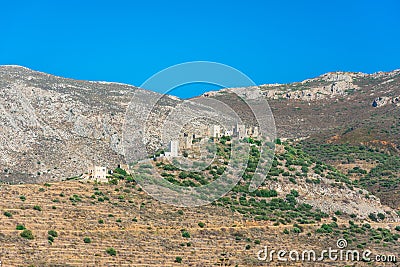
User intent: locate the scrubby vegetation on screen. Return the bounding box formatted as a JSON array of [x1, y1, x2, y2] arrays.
[[301, 142, 400, 207]]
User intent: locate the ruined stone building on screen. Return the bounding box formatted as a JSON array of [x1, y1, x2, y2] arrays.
[[87, 165, 107, 182]]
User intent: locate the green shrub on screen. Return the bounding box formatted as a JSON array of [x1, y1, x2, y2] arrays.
[[368, 213, 378, 222], [48, 230, 58, 237], [109, 179, 118, 185], [181, 230, 191, 238], [106, 247, 117, 256], [3, 211, 12, 217], [292, 227, 302, 234], [290, 189, 299, 197], [33, 205, 42, 211], [20, 195, 26, 201], [198, 222, 205, 228], [84, 237, 91, 243], [20, 229, 34, 240], [114, 167, 127, 176], [16, 224, 26, 230], [175, 256, 182, 263]]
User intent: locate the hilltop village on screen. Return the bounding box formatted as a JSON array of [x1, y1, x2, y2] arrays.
[[82, 124, 259, 183], [160, 123, 260, 158]]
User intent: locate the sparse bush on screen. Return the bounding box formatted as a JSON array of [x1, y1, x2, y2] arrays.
[[16, 224, 25, 230], [334, 210, 342, 216], [48, 230, 58, 237], [109, 179, 118, 185], [368, 213, 378, 222], [20, 229, 34, 240], [70, 194, 81, 203], [290, 189, 299, 197], [33, 205, 42, 211], [292, 227, 302, 234], [181, 230, 191, 238], [106, 247, 117, 256], [377, 213, 385, 221]]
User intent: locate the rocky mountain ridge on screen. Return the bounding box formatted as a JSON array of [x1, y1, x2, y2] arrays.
[[0, 65, 399, 184]]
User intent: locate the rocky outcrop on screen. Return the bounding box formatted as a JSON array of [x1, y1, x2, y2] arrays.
[[256, 72, 360, 101], [0, 66, 134, 183], [372, 95, 400, 107]]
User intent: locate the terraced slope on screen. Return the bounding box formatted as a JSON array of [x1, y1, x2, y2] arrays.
[[1, 143, 399, 266]]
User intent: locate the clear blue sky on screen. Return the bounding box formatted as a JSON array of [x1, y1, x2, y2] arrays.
[[0, 0, 399, 98]]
